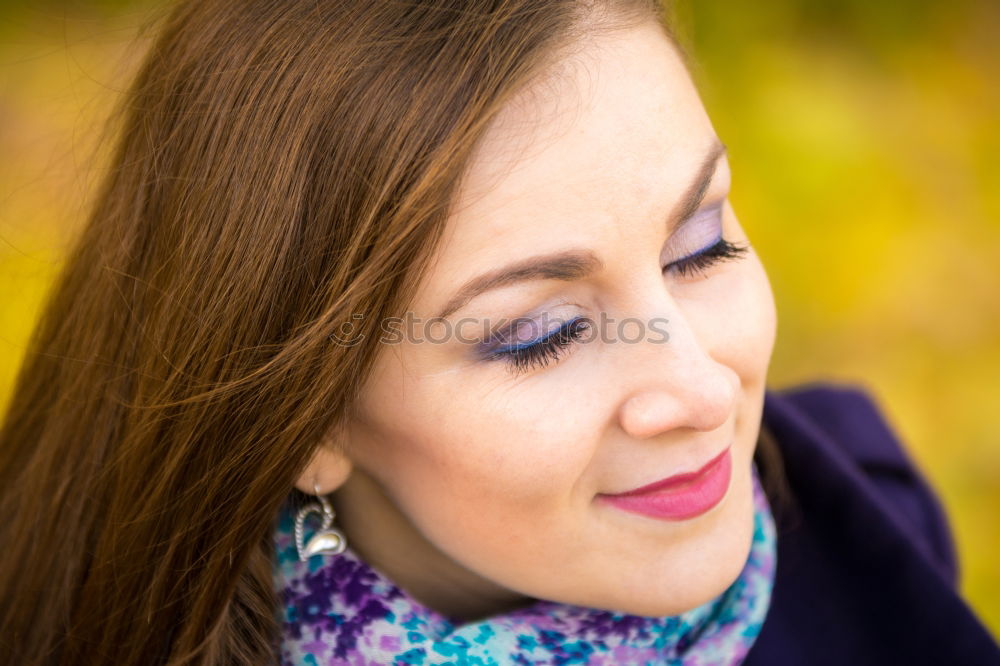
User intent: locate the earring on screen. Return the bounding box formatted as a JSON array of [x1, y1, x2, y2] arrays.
[[294, 481, 348, 561]]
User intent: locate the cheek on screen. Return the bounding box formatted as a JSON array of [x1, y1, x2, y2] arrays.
[[354, 376, 602, 529], [737, 251, 777, 377], [680, 249, 775, 463], [689, 250, 776, 387]]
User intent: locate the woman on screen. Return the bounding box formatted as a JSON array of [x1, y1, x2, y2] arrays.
[[0, 0, 996, 664]]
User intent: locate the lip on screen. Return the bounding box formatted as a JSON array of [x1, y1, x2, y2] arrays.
[[597, 444, 733, 521]]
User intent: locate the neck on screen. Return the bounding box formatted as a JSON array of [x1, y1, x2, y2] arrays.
[[330, 466, 536, 623]]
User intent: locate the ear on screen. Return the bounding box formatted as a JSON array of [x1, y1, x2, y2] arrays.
[[294, 438, 354, 495]]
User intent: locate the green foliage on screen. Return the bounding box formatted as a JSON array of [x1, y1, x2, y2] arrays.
[[676, 0, 1000, 633], [1, 0, 997, 637]]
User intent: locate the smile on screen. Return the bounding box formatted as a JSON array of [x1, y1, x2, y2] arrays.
[[597, 444, 733, 521]]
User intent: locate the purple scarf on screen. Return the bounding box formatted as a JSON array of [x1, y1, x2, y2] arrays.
[[272, 464, 776, 665]]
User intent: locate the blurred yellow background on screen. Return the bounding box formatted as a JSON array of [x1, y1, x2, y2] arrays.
[[1, 0, 998, 635]]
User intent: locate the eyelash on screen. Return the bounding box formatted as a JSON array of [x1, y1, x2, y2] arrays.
[[485, 316, 592, 376], [666, 237, 749, 278], [488, 237, 749, 377]]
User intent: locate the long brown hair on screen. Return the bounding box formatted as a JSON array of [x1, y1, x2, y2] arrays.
[[0, 1, 786, 663]]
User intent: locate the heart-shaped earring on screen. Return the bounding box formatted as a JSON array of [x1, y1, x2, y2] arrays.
[[295, 482, 348, 561]]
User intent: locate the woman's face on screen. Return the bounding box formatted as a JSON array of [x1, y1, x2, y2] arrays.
[[326, 18, 777, 619]]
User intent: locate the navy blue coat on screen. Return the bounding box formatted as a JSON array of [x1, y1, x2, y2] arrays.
[[743, 382, 1000, 665]]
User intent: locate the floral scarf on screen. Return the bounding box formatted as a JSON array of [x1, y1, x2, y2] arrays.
[[272, 464, 777, 665]]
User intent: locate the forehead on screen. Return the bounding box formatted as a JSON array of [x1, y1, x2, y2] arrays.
[[411, 19, 715, 313]]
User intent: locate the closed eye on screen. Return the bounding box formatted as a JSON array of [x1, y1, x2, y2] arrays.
[[664, 237, 748, 279], [482, 315, 592, 377]]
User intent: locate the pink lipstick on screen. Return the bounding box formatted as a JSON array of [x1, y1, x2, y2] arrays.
[[597, 445, 732, 520]]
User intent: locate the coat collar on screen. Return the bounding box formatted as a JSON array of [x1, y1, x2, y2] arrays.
[[744, 383, 999, 665]]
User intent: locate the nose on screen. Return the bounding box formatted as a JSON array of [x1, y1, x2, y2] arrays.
[[615, 308, 738, 440]]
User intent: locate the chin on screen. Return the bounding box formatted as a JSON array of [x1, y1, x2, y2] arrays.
[[605, 462, 757, 618]]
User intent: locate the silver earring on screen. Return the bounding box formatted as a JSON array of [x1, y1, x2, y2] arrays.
[[294, 481, 348, 561]]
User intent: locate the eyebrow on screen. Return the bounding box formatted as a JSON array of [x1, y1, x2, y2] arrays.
[[434, 138, 727, 320]]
